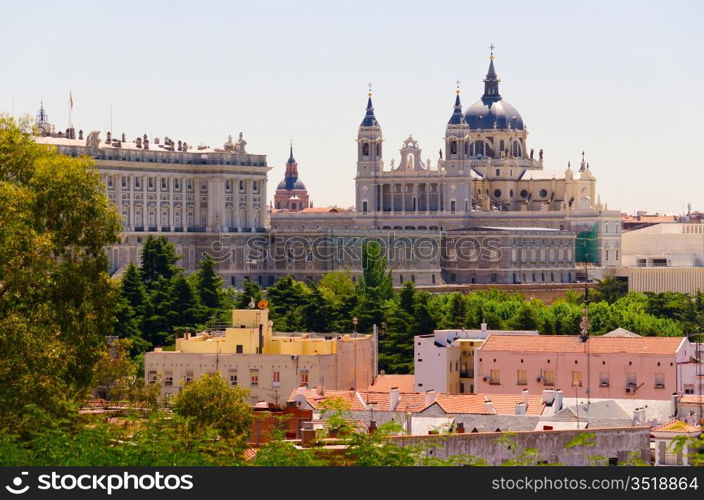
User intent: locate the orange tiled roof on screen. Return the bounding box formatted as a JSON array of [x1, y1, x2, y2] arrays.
[[242, 448, 259, 461], [289, 388, 544, 415], [651, 420, 701, 433], [479, 335, 684, 355], [485, 394, 545, 416], [368, 374, 415, 393]]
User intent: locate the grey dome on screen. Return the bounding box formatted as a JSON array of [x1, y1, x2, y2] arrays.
[[277, 179, 306, 190], [464, 99, 524, 130]]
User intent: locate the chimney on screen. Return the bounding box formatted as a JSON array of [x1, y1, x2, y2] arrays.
[[515, 402, 527, 415], [480, 321, 488, 332], [405, 412, 412, 435], [301, 424, 316, 447], [368, 420, 378, 434], [455, 422, 465, 434], [554, 389, 563, 412], [315, 385, 324, 396], [389, 387, 400, 411], [686, 411, 697, 426], [542, 389, 556, 405], [633, 407, 646, 426], [672, 392, 679, 418], [522, 388, 530, 408], [424, 390, 437, 407], [484, 399, 495, 414]]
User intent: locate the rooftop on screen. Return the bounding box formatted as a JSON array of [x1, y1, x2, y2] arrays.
[[367, 374, 415, 393], [479, 334, 685, 355], [651, 419, 701, 433]]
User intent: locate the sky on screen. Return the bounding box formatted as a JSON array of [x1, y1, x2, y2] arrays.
[[1, 0, 703, 215]]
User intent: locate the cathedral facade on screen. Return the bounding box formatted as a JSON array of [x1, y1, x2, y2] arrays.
[[34, 53, 620, 287]]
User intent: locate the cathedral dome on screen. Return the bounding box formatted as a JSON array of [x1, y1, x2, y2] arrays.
[[277, 178, 306, 190], [464, 51, 525, 131], [464, 99, 524, 130]]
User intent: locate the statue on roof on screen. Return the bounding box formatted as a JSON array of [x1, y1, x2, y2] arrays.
[[234, 131, 247, 153]]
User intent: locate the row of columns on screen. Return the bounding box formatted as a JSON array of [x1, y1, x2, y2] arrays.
[[376, 182, 445, 213], [111, 173, 266, 232]]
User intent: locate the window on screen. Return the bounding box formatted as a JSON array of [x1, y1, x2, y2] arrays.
[[272, 370, 280, 387], [654, 373, 665, 389], [517, 369, 527, 385], [253, 181, 258, 191], [107, 176, 113, 188], [544, 370, 555, 386], [520, 189, 528, 198], [450, 140, 457, 155], [121, 176, 127, 188], [147, 370, 157, 383], [489, 369, 500, 385], [161, 178, 167, 190], [599, 372, 610, 387], [187, 179, 193, 191], [626, 373, 637, 387], [362, 143, 369, 156], [236, 345, 243, 354], [684, 384, 695, 394], [300, 370, 309, 387], [229, 370, 238, 386], [164, 371, 173, 386], [135, 177, 141, 189], [250, 369, 259, 388], [571, 371, 582, 387], [539, 189, 548, 198], [148, 177, 154, 189], [175, 179, 180, 190], [450, 200, 456, 212], [494, 189, 501, 198], [239, 180, 244, 191], [185, 371, 193, 384], [362, 201, 368, 213]]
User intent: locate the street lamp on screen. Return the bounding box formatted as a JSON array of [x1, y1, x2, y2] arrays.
[[352, 317, 358, 335]]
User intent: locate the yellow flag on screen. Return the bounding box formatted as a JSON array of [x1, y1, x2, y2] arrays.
[[69, 92, 74, 109]]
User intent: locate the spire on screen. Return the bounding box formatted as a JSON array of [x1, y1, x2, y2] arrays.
[[288, 140, 295, 164], [360, 83, 380, 127], [448, 80, 464, 125], [482, 43, 501, 103]]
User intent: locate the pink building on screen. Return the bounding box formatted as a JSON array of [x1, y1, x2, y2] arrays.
[[475, 334, 700, 401], [274, 145, 310, 211]]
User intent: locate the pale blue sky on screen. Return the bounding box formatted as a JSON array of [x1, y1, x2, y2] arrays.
[[1, 1, 702, 214]]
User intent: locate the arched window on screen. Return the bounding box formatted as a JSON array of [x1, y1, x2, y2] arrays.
[[450, 140, 457, 155], [362, 143, 369, 156], [474, 140, 484, 157], [511, 141, 522, 158]]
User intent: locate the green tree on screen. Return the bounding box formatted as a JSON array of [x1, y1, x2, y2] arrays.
[[140, 235, 179, 287], [358, 240, 393, 300], [172, 373, 252, 447], [194, 254, 223, 309], [0, 116, 121, 435], [510, 303, 539, 330]]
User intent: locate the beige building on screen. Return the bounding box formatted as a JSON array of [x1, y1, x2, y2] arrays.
[[145, 308, 375, 405]]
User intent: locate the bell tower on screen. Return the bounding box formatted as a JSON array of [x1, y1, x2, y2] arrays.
[[355, 85, 384, 213]]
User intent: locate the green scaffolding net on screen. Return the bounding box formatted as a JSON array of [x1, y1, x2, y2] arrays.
[[575, 223, 599, 263]]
